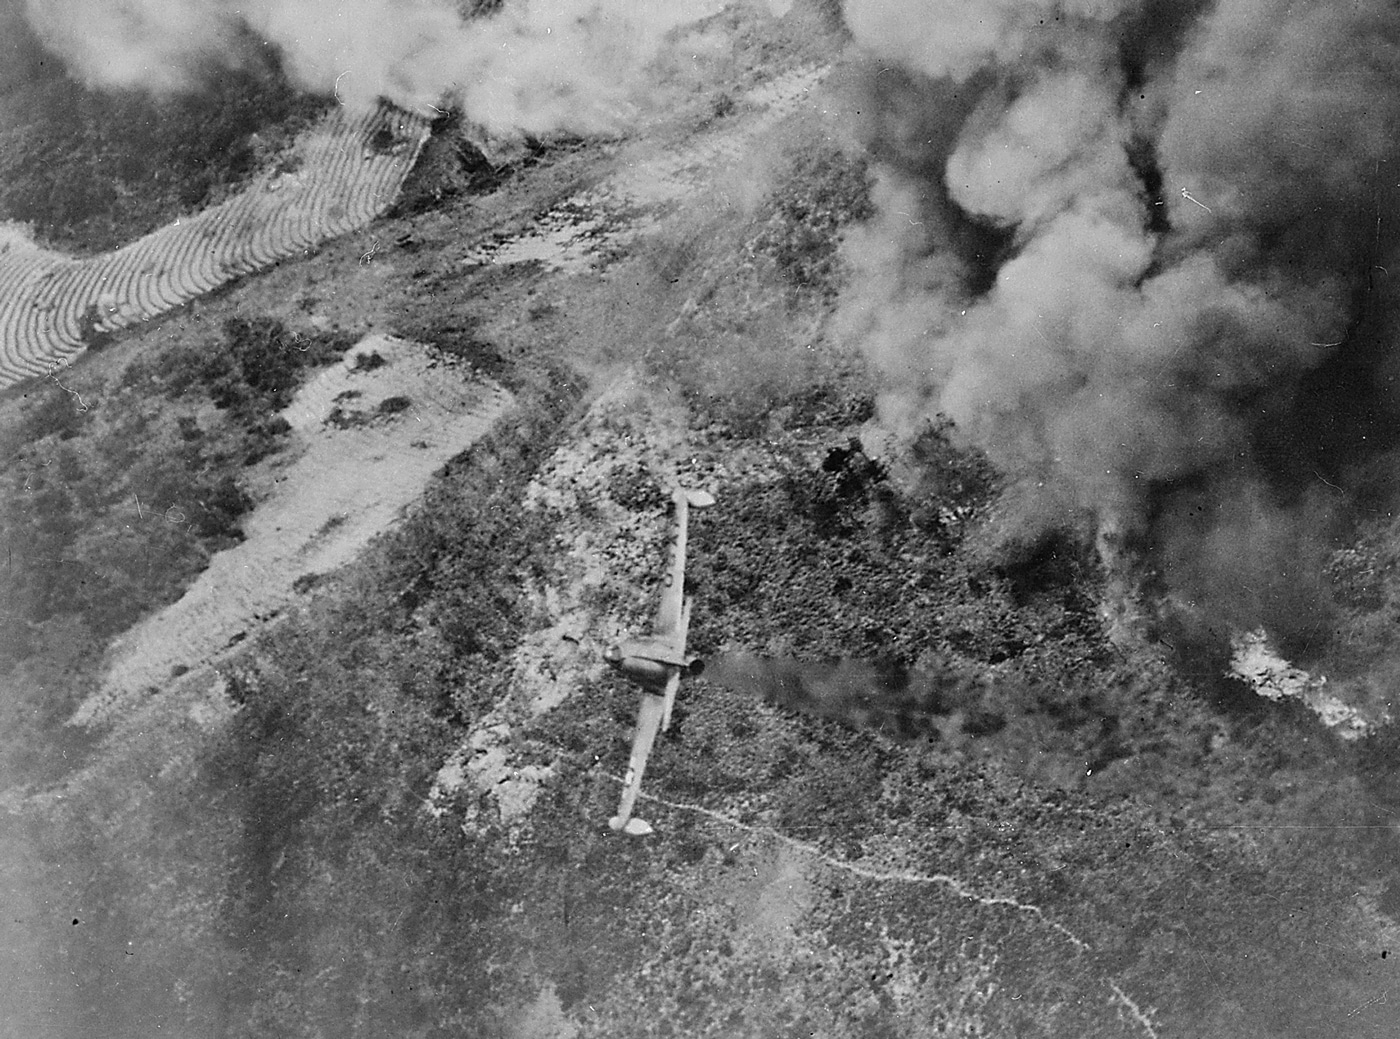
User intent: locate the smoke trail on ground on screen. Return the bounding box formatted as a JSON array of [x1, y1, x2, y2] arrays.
[[836, 0, 1400, 638], [19, 0, 721, 132], [707, 651, 983, 739]]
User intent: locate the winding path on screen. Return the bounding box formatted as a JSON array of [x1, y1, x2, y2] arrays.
[[0, 103, 430, 388]]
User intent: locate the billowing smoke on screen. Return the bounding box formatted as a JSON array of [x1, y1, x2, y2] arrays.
[[707, 651, 985, 739], [837, 0, 1400, 636], [19, 0, 719, 132]]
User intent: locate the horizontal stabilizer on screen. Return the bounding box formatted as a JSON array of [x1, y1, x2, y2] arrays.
[[677, 487, 716, 509], [608, 815, 654, 836]]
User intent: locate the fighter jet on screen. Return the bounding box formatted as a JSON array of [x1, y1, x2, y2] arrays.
[[603, 485, 716, 835]]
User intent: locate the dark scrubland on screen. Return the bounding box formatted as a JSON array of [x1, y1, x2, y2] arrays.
[[0, 40, 327, 253], [0, 317, 362, 789], [2, 10, 1399, 1039]]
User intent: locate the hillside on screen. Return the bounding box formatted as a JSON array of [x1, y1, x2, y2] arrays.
[[2, 3, 1399, 1038]]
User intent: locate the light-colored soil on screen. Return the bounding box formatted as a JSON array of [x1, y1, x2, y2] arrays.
[[1228, 628, 1387, 738], [458, 64, 829, 273], [425, 61, 840, 825], [76, 334, 512, 726], [431, 375, 704, 824]]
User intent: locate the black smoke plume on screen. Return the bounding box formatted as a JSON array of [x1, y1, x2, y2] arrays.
[[706, 651, 983, 739], [837, 0, 1400, 642]]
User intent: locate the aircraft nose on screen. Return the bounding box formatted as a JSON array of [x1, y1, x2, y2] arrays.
[[603, 644, 623, 666]]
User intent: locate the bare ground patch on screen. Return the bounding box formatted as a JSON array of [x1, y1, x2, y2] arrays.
[[431, 373, 715, 826], [77, 335, 512, 726]]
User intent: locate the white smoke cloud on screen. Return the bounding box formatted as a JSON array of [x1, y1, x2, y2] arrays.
[[22, 0, 235, 93], [21, 0, 722, 132], [837, 0, 1400, 627], [946, 71, 1139, 233], [839, 0, 1398, 541], [844, 0, 1135, 84]]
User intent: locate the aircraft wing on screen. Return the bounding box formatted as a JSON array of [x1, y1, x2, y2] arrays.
[[660, 596, 692, 733], [609, 680, 675, 836], [653, 487, 714, 641], [653, 492, 690, 641]]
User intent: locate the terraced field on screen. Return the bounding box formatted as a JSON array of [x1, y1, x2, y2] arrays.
[[0, 103, 430, 388]]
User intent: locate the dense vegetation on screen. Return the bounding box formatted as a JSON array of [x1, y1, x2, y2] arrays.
[[41, 397, 1372, 1038], [747, 143, 875, 304], [1, 368, 582, 1038], [0, 316, 352, 787], [628, 138, 877, 436], [0, 50, 326, 252]]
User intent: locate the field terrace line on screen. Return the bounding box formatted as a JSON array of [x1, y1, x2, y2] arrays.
[[0, 102, 430, 389]]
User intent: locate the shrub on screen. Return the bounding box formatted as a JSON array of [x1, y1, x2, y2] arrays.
[[224, 317, 302, 409], [21, 383, 86, 441], [191, 474, 252, 540], [747, 143, 874, 303]]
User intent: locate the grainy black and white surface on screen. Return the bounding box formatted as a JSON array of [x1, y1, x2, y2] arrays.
[[2, 2, 1398, 1037]]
